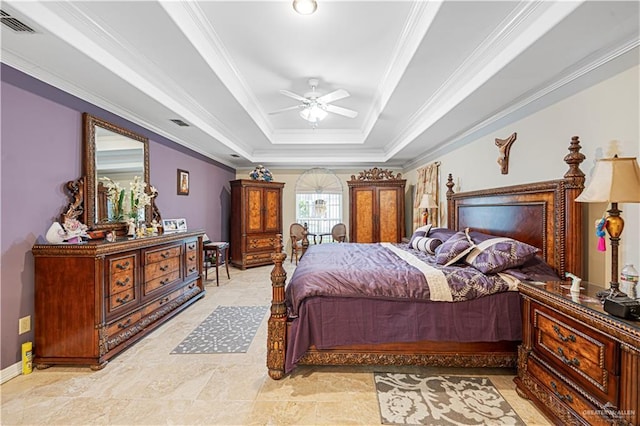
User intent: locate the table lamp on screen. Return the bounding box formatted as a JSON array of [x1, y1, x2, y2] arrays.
[[418, 194, 438, 226], [575, 155, 640, 299]]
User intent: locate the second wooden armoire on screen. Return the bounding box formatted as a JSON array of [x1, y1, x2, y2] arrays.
[[230, 179, 285, 269], [348, 168, 406, 243]]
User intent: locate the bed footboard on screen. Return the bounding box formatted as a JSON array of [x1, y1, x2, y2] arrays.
[[267, 235, 287, 379]]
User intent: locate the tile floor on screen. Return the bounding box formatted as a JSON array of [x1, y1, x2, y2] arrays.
[[1, 261, 551, 425]]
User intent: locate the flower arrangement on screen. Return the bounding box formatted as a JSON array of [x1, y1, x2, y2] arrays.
[[100, 176, 157, 221], [249, 165, 273, 182], [128, 176, 158, 220]]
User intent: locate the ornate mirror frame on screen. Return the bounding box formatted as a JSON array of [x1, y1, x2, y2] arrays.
[[78, 113, 158, 232]]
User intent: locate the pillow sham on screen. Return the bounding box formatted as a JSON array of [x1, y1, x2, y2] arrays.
[[427, 227, 457, 242], [434, 228, 475, 266], [465, 237, 539, 274], [410, 236, 443, 254], [408, 224, 432, 246]]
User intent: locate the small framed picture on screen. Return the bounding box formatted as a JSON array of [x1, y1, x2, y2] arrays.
[[162, 218, 187, 234], [177, 169, 189, 195]]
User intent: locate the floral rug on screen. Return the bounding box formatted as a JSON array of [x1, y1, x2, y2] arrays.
[[170, 305, 268, 354], [374, 373, 525, 425]]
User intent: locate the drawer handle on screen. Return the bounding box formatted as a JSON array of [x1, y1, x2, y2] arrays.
[[557, 347, 580, 367], [115, 277, 130, 287], [550, 381, 573, 403], [160, 251, 171, 259], [158, 296, 170, 305], [117, 319, 131, 329], [188, 244, 195, 250], [160, 278, 170, 285], [116, 294, 131, 305], [159, 264, 169, 272], [552, 325, 576, 342], [188, 255, 196, 261], [116, 261, 130, 270], [188, 267, 197, 273]]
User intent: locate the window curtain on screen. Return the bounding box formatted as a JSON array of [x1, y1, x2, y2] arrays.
[[413, 161, 440, 231]]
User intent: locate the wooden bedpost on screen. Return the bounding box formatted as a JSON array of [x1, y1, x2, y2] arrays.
[[446, 173, 455, 229], [267, 234, 287, 379], [563, 136, 586, 277]]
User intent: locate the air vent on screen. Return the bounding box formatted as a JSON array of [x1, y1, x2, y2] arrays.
[[170, 118, 190, 127], [1, 10, 36, 33], [230, 154, 240, 158]]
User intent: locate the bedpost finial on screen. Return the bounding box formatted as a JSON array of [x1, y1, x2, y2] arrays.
[[563, 136, 586, 188], [446, 174, 455, 198]]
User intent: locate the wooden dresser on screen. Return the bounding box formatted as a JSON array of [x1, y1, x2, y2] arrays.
[[32, 231, 205, 369], [348, 168, 405, 243], [516, 280, 640, 425], [229, 179, 284, 269]]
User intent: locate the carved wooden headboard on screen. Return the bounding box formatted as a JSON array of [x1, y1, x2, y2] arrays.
[[446, 136, 586, 278]]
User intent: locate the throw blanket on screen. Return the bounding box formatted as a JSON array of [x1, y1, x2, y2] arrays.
[[285, 243, 517, 317]]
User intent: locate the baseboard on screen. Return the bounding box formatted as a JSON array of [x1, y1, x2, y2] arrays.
[[1, 361, 23, 384]]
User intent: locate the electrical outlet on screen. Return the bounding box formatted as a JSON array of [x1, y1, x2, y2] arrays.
[[18, 316, 31, 335]]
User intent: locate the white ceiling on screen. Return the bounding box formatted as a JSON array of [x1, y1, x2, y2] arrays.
[[1, 1, 638, 171]]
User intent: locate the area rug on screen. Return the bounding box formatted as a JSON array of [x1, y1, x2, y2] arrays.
[[171, 305, 269, 354], [374, 373, 525, 425]]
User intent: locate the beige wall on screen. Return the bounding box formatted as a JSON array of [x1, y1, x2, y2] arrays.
[[404, 65, 640, 284]]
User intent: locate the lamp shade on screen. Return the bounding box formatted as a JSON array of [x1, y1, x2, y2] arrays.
[[576, 156, 640, 203], [418, 194, 437, 209]]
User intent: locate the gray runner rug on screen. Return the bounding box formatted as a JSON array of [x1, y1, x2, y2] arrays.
[[374, 373, 525, 425], [171, 305, 269, 354]]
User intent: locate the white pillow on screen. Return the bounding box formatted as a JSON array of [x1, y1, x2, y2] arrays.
[[410, 236, 443, 254]]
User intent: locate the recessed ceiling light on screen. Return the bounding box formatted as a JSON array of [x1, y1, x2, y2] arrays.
[[292, 0, 317, 15]]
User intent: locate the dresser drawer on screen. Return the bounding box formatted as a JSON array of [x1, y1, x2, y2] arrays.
[[145, 245, 181, 264], [527, 356, 610, 426], [144, 270, 181, 296], [109, 254, 135, 276], [244, 251, 273, 265], [532, 302, 618, 404], [185, 242, 199, 276], [145, 256, 180, 282], [108, 270, 134, 295], [106, 311, 142, 339], [107, 287, 137, 315], [246, 235, 277, 252]]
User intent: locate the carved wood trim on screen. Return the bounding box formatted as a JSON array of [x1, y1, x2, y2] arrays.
[[61, 177, 85, 223], [495, 132, 517, 174], [349, 168, 403, 182], [297, 351, 516, 368]]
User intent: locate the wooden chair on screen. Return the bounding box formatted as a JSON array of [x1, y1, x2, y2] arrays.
[[289, 223, 305, 264], [331, 223, 347, 242]]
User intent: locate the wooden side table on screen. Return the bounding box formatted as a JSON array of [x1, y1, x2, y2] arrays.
[[203, 242, 230, 286], [516, 280, 640, 425]]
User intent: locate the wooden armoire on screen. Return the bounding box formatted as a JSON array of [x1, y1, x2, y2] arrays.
[[348, 168, 406, 243], [230, 179, 285, 269]]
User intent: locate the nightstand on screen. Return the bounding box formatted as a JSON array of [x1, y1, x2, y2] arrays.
[[515, 280, 640, 426]]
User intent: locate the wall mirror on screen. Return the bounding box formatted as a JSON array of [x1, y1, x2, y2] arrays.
[[83, 113, 152, 231]]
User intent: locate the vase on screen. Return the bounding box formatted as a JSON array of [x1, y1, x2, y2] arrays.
[[45, 222, 65, 243]]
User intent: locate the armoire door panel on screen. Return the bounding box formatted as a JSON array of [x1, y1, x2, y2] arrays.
[[379, 188, 398, 242], [264, 188, 281, 232], [247, 188, 263, 232], [355, 190, 375, 243]]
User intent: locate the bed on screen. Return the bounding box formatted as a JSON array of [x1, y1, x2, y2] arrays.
[[267, 136, 586, 380]]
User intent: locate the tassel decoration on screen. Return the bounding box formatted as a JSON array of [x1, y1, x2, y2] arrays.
[[595, 217, 607, 252]]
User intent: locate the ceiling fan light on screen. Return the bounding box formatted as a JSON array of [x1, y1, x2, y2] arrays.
[[300, 105, 327, 123], [292, 0, 317, 15]]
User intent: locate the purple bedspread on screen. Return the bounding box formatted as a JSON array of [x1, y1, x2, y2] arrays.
[[285, 243, 514, 317]]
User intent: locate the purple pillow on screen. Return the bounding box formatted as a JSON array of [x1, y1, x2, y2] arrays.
[[434, 230, 475, 266], [465, 237, 539, 274], [427, 227, 457, 242]]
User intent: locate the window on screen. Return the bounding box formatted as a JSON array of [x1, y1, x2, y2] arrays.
[[295, 168, 343, 235]]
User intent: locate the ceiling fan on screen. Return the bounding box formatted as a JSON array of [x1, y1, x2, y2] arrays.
[[269, 78, 358, 127]]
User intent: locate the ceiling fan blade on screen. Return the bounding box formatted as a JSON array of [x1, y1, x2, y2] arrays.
[[268, 105, 301, 115], [317, 88, 350, 104], [279, 89, 307, 102], [325, 104, 358, 118]]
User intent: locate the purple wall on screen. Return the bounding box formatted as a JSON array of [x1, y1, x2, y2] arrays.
[[0, 65, 235, 370]]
